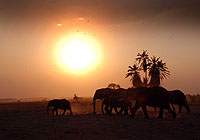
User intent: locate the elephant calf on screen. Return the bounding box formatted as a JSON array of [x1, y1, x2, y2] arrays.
[[109, 99, 132, 115], [47, 99, 73, 116], [102, 98, 132, 115]]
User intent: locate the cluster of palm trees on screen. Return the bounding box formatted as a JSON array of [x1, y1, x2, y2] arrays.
[[126, 50, 170, 88]]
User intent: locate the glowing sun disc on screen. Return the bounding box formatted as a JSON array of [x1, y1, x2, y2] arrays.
[[55, 33, 102, 74]]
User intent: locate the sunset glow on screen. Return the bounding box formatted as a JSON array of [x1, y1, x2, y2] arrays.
[[1, 0, 200, 99], [1, 1, 200, 138], [57, 23, 62, 27], [55, 33, 102, 74]]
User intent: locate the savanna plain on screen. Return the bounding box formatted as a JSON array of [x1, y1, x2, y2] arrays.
[[0, 97, 200, 140]]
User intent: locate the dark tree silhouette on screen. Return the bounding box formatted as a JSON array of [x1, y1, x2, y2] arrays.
[[107, 83, 121, 89], [148, 56, 170, 87], [126, 51, 170, 87], [135, 50, 150, 86], [125, 64, 143, 88]]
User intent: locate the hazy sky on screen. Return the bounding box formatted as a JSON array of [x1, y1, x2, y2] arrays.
[[1, 0, 200, 98]]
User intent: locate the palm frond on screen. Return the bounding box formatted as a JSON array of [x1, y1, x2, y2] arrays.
[[125, 72, 134, 78]]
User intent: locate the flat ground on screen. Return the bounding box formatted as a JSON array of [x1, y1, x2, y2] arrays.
[[0, 99, 200, 140]]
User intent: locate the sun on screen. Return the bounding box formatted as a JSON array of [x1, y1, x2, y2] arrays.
[[55, 33, 102, 74]]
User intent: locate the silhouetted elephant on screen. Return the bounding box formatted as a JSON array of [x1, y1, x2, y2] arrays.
[[129, 86, 177, 119], [93, 88, 126, 114], [47, 99, 73, 116], [102, 98, 132, 115], [168, 90, 191, 113]]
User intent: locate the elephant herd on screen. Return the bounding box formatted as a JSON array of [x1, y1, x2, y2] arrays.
[[47, 86, 191, 119]]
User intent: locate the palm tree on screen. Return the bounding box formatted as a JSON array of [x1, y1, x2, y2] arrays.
[[125, 64, 143, 88], [148, 56, 170, 87], [135, 50, 150, 86]]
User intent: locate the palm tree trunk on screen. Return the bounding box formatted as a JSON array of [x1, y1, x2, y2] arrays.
[[143, 71, 148, 87]]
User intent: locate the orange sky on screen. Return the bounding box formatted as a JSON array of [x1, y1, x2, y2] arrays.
[[0, 0, 200, 98]]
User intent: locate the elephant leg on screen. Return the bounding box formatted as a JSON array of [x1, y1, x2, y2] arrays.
[[183, 102, 191, 113], [55, 108, 58, 116], [154, 107, 157, 113], [118, 108, 124, 115], [171, 104, 176, 111], [128, 105, 132, 114], [114, 107, 119, 115], [69, 107, 73, 115], [142, 106, 149, 118], [167, 105, 177, 118], [52, 107, 57, 115], [105, 105, 109, 115], [93, 100, 96, 114], [101, 102, 105, 115], [179, 104, 182, 113], [109, 106, 113, 115], [62, 109, 66, 115], [158, 107, 163, 119], [124, 107, 128, 115], [131, 103, 140, 118]]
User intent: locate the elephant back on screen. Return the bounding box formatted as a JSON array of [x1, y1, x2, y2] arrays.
[[134, 86, 170, 107], [48, 99, 71, 109], [168, 90, 186, 103]]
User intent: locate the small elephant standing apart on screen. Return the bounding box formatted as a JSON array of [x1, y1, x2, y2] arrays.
[[47, 99, 73, 116]]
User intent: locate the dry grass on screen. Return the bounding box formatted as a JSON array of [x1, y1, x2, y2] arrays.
[[0, 98, 200, 140], [186, 94, 200, 104]]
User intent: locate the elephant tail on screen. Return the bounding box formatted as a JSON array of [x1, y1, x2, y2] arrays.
[[129, 104, 132, 112]]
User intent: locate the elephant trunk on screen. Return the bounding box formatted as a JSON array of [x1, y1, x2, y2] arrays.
[[93, 97, 96, 114]]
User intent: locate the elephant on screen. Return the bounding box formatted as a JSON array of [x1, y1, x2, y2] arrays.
[[47, 99, 73, 116], [102, 97, 132, 115], [168, 90, 191, 113], [129, 86, 177, 119], [93, 88, 126, 114]]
